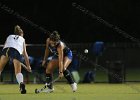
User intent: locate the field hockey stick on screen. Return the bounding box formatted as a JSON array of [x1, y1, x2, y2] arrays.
[[35, 77, 59, 94], [21, 63, 32, 73], [21, 62, 48, 83]]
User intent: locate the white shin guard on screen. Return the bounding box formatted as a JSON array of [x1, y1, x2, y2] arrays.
[[16, 73, 23, 84]]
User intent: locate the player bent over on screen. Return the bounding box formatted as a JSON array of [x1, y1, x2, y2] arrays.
[[42, 31, 77, 93], [0, 25, 32, 94]]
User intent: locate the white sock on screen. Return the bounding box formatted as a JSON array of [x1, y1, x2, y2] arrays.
[[16, 73, 23, 84]]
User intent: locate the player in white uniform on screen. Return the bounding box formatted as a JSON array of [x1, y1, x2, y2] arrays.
[[0, 25, 31, 94]]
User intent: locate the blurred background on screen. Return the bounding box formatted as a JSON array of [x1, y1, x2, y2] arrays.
[[0, 0, 140, 83]]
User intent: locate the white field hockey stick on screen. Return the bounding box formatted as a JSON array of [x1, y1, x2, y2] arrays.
[[35, 77, 59, 94]]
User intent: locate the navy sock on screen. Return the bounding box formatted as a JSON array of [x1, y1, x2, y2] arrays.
[[46, 74, 53, 89], [63, 69, 74, 84]]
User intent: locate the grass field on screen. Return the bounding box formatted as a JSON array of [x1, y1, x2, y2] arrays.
[[0, 83, 140, 100]]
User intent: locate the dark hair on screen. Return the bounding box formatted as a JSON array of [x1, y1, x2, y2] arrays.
[[49, 31, 60, 42]]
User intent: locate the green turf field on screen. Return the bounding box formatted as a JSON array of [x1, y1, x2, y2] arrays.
[[0, 83, 140, 100]]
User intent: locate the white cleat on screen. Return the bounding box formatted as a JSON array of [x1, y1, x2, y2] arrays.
[[43, 88, 54, 93], [71, 82, 77, 92], [44, 83, 54, 93]]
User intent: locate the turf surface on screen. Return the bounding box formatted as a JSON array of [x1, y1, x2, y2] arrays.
[[0, 83, 140, 100]]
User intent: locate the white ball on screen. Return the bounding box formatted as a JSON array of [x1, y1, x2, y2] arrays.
[[84, 49, 88, 53]]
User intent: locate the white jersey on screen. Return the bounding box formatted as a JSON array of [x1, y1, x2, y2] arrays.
[[3, 35, 25, 54]]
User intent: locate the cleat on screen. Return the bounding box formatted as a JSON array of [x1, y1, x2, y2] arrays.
[[71, 82, 77, 92], [20, 82, 26, 94], [44, 82, 54, 93], [43, 88, 54, 93]]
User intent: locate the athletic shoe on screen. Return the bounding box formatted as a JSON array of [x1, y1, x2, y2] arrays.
[[20, 82, 26, 94], [44, 83, 54, 93], [43, 88, 54, 93], [70, 82, 77, 92]]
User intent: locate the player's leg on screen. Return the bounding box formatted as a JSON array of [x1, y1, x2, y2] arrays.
[[63, 56, 77, 92], [0, 55, 9, 75], [13, 59, 26, 94], [45, 59, 58, 93]]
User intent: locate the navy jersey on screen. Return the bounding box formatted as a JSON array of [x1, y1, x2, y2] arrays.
[[48, 42, 59, 56], [48, 41, 72, 60]]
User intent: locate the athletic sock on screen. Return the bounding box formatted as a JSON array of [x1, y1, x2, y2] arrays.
[[16, 73, 23, 85], [46, 74, 53, 89], [63, 69, 74, 84]]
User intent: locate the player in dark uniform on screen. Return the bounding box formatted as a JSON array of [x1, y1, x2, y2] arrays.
[[42, 31, 77, 93]]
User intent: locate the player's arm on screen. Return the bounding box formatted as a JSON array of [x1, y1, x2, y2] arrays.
[[23, 41, 32, 72], [57, 43, 64, 78], [42, 38, 50, 66]]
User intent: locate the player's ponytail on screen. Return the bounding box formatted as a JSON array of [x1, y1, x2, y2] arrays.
[[14, 25, 24, 36], [14, 25, 20, 35]]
